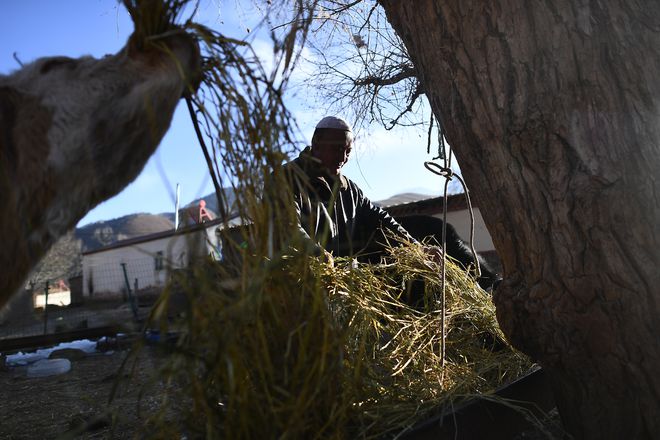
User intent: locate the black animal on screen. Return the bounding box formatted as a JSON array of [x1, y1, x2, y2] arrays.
[[395, 215, 502, 291]]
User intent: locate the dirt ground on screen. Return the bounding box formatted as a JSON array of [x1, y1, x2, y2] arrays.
[[0, 339, 564, 439], [0, 345, 167, 439]]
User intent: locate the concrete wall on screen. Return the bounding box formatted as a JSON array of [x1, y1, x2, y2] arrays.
[[439, 208, 495, 252], [82, 226, 221, 299]]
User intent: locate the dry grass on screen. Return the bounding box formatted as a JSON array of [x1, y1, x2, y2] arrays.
[[114, 2, 532, 438], [128, 246, 531, 439]]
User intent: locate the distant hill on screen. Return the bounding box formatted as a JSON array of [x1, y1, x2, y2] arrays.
[[76, 213, 174, 251]]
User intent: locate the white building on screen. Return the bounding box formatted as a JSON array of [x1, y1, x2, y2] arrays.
[[81, 217, 232, 299]]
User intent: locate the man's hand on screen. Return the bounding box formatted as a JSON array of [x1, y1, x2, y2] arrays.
[[423, 245, 445, 265]]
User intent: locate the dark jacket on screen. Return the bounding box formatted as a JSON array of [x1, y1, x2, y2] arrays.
[[284, 147, 414, 258]]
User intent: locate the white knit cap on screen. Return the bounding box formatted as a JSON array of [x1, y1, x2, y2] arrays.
[[315, 116, 352, 132]]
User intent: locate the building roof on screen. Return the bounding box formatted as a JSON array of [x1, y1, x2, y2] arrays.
[[374, 192, 435, 208], [81, 217, 234, 256], [382, 193, 473, 217]]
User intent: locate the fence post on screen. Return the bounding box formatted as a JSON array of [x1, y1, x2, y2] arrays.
[[120, 263, 139, 321], [43, 280, 49, 334]]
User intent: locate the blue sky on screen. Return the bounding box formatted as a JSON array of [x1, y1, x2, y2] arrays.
[[1, 1, 456, 227]]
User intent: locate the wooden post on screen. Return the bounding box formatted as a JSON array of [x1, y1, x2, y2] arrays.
[[43, 280, 49, 334], [120, 263, 139, 321]]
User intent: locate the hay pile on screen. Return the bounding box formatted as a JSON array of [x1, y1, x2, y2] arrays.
[[115, 2, 532, 438], [129, 245, 531, 439]]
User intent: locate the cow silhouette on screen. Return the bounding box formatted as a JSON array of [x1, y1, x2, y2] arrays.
[[396, 215, 502, 291], [0, 27, 200, 309]]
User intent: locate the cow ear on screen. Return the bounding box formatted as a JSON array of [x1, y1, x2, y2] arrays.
[[0, 86, 19, 172]]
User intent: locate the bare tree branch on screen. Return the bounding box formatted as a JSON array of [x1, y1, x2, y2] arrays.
[[353, 65, 416, 87]]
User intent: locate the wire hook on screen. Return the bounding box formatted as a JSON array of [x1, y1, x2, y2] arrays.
[[424, 161, 453, 179]]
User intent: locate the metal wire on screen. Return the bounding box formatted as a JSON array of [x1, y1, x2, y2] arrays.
[[424, 141, 482, 371]]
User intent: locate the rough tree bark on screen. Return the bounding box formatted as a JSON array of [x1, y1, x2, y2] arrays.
[[378, 1, 660, 438]]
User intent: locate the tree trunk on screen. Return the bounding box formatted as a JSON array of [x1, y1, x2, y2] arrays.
[[379, 1, 660, 438]]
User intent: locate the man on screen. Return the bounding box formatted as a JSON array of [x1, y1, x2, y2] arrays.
[[283, 116, 423, 261]]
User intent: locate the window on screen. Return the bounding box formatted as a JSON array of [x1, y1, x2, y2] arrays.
[[154, 251, 164, 271]]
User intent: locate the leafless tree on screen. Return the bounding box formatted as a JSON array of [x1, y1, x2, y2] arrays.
[[276, 1, 660, 438]]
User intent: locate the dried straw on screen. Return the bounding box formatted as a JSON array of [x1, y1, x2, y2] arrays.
[[127, 245, 531, 439], [113, 2, 532, 438]]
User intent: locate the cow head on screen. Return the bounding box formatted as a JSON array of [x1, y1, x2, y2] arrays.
[[0, 29, 201, 307]]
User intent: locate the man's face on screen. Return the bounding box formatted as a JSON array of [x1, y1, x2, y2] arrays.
[[311, 130, 352, 175]]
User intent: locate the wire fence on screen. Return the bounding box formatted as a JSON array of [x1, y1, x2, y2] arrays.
[[0, 257, 176, 344]]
